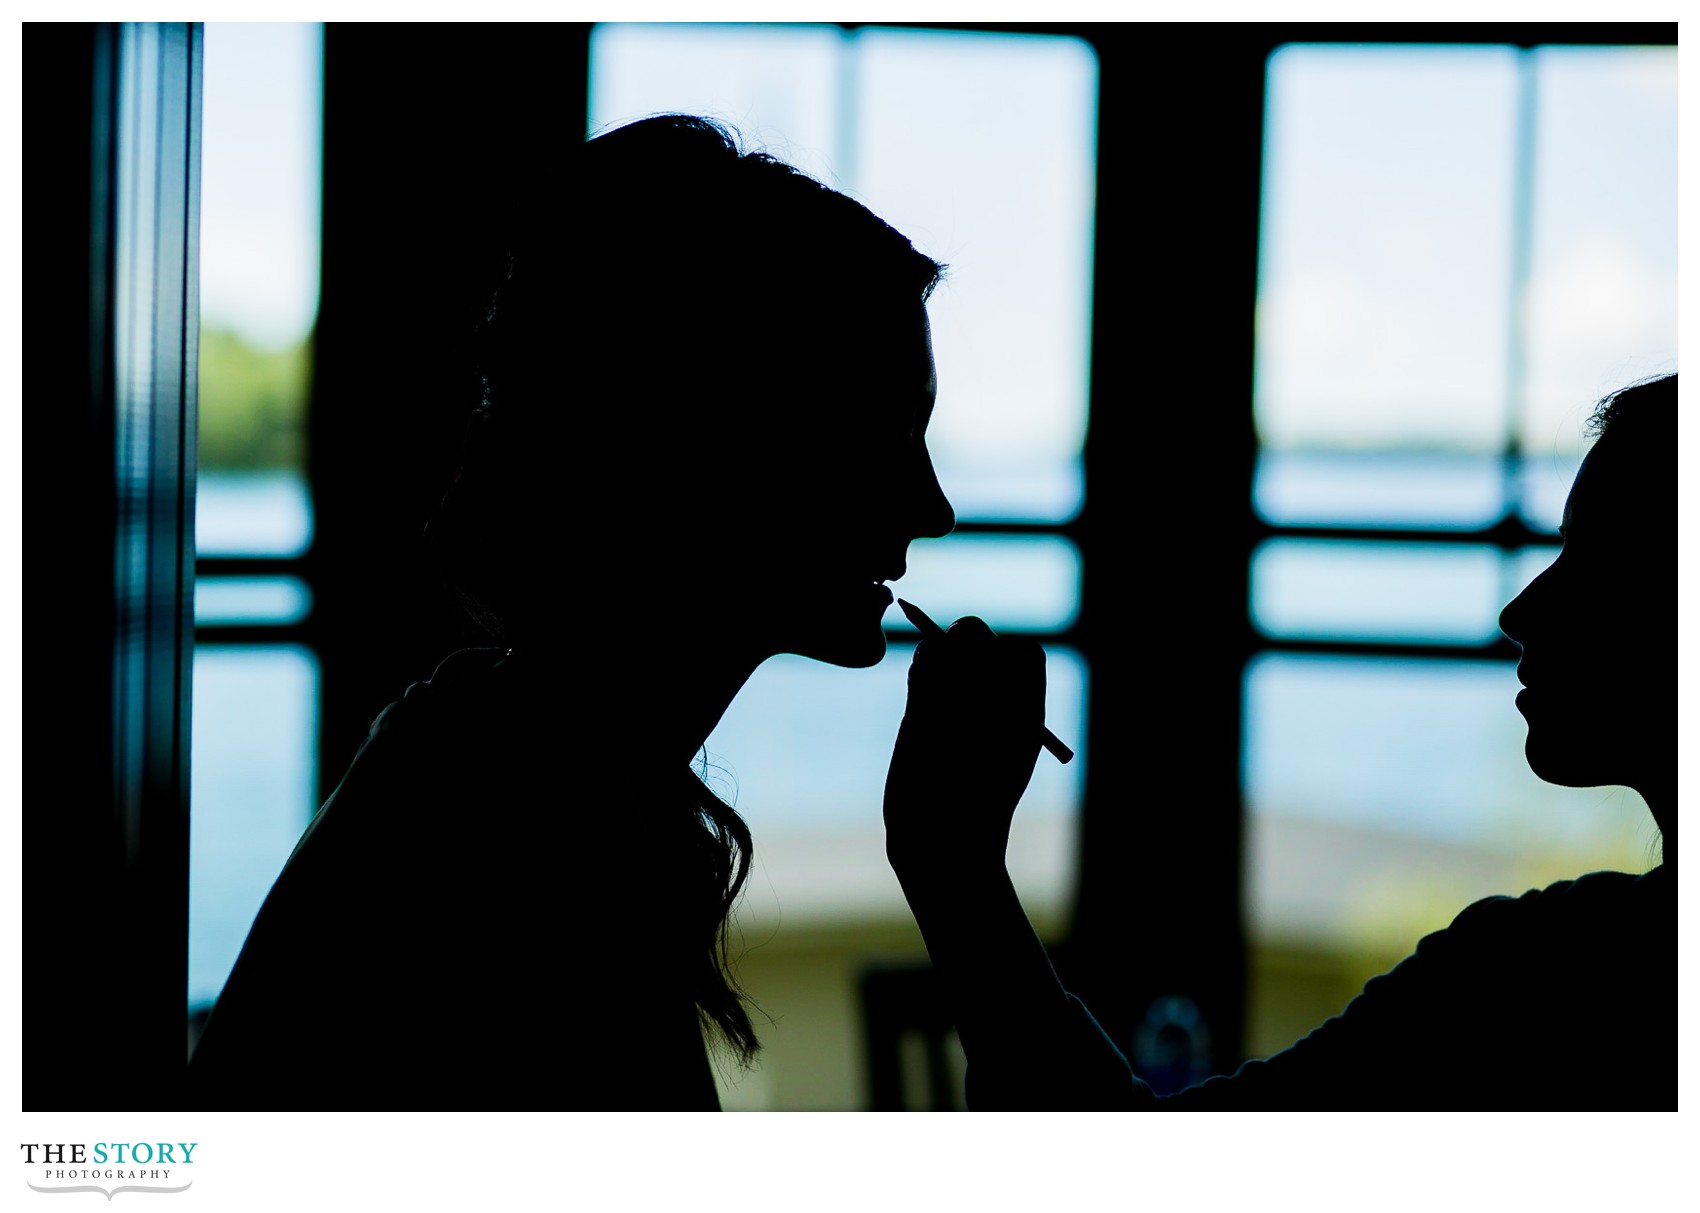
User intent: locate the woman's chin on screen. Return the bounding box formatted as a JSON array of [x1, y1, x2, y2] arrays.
[[1519, 693, 1650, 790], [777, 583, 895, 667], [794, 629, 888, 669], [1523, 731, 1620, 791]]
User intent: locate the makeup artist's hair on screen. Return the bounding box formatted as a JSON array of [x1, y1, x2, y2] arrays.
[[425, 113, 945, 1064], [1586, 371, 1674, 449]]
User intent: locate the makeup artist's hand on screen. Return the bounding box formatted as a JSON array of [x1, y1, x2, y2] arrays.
[[884, 616, 1045, 881]]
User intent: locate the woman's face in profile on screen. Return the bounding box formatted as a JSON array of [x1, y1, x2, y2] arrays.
[[1499, 430, 1669, 794], [729, 297, 955, 669]]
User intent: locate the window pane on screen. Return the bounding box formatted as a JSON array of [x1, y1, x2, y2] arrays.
[[936, 458, 1083, 527], [195, 470, 313, 557], [194, 575, 313, 626], [855, 28, 1096, 523], [705, 645, 1085, 926], [1252, 540, 1504, 644], [1523, 47, 1676, 458], [1244, 654, 1655, 955], [1516, 449, 1582, 534], [198, 22, 321, 551], [1254, 450, 1505, 529], [887, 535, 1079, 635], [200, 23, 321, 348], [189, 646, 319, 1008], [1508, 545, 1559, 599], [588, 22, 841, 181], [1256, 45, 1517, 455]]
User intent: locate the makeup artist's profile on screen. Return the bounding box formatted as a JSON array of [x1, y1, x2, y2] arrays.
[[187, 113, 956, 1110], [882, 372, 1676, 1109]]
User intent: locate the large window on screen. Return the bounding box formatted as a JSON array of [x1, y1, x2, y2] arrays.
[[1245, 43, 1674, 1054]]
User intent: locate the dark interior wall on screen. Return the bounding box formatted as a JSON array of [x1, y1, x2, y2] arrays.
[[26, 20, 116, 1110]]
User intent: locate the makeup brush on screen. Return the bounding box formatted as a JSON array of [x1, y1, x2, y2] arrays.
[[896, 597, 1075, 765]]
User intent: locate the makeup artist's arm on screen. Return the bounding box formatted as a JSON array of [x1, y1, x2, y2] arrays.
[[884, 617, 1141, 1108], [885, 624, 1635, 1110]]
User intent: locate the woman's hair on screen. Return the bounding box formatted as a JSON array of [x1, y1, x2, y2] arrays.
[[428, 113, 946, 643], [425, 114, 945, 1065], [680, 761, 760, 1065], [1586, 371, 1676, 865], [1586, 371, 1676, 448]]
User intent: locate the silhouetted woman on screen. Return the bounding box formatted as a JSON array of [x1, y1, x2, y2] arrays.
[[189, 115, 953, 1109], [883, 373, 1674, 1109]]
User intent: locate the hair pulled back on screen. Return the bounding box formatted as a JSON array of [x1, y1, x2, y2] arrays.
[[428, 113, 944, 642], [424, 114, 944, 1065]]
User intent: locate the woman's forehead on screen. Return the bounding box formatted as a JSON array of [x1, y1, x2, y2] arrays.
[[1563, 432, 1670, 541], [822, 298, 933, 378]]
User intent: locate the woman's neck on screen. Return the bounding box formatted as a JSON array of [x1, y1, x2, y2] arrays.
[[598, 632, 768, 769]]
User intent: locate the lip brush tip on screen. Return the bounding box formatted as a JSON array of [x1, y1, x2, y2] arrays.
[[895, 598, 1072, 764]]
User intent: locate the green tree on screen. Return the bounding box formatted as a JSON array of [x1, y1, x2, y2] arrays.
[[197, 326, 311, 470]]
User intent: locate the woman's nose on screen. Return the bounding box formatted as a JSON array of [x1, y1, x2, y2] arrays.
[[1499, 563, 1550, 647], [1498, 590, 1526, 647], [908, 450, 955, 539]]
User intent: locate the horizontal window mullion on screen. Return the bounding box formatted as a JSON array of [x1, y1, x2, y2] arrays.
[[194, 622, 316, 646], [1252, 634, 1520, 662], [947, 519, 1080, 538], [1253, 519, 1558, 547], [196, 555, 312, 577]]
